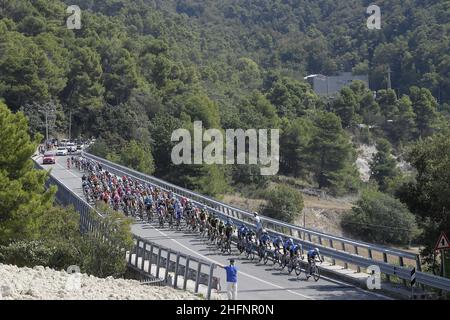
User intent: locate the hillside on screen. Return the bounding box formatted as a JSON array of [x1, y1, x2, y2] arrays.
[[1, 0, 450, 257]]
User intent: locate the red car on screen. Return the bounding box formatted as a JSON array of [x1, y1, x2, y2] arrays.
[[42, 152, 56, 165]]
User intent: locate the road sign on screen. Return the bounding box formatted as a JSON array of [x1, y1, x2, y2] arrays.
[[410, 267, 416, 286], [435, 232, 450, 251]]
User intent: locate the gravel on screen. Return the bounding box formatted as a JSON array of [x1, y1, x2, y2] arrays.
[[0, 264, 200, 300]]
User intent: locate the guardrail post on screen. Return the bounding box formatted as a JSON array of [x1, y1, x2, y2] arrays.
[[183, 257, 191, 290], [307, 233, 312, 242], [134, 239, 140, 267], [206, 263, 215, 300], [354, 245, 361, 272], [368, 248, 373, 259], [415, 255, 422, 272], [148, 244, 154, 272], [383, 252, 390, 282], [141, 243, 147, 270], [399, 257, 407, 286], [341, 242, 348, 269], [318, 236, 323, 245], [195, 262, 201, 293], [174, 253, 180, 288], [128, 240, 134, 265], [156, 247, 162, 278], [165, 250, 171, 284], [329, 239, 335, 265]]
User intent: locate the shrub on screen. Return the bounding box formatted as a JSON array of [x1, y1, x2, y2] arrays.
[[260, 185, 304, 223], [342, 190, 419, 245]]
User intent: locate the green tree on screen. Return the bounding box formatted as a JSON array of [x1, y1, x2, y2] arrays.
[[119, 140, 155, 175], [342, 189, 419, 245], [332, 87, 359, 128], [0, 102, 55, 244], [80, 208, 134, 278], [280, 117, 315, 178], [409, 87, 439, 138], [261, 185, 304, 223], [307, 112, 356, 190], [370, 139, 399, 192], [396, 133, 450, 261], [393, 95, 416, 143]]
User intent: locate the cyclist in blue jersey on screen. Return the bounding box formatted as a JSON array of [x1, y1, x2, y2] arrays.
[[237, 224, 248, 241], [259, 230, 271, 247], [283, 238, 294, 256], [289, 243, 302, 259], [273, 236, 283, 249], [307, 248, 323, 275]]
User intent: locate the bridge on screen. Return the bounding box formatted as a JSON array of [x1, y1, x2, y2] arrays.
[[33, 151, 450, 300]]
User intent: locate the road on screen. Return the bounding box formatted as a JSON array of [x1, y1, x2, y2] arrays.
[[40, 154, 390, 300]]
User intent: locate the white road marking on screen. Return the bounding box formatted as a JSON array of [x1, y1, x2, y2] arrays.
[[55, 158, 79, 178], [141, 224, 315, 300]]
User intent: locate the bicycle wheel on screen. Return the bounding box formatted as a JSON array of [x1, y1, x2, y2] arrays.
[[238, 242, 244, 254], [249, 249, 255, 261], [287, 260, 294, 274], [280, 256, 287, 270], [263, 251, 269, 265], [226, 243, 232, 255], [313, 266, 320, 281], [295, 261, 302, 276]]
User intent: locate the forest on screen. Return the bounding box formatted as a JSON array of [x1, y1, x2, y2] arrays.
[[1, 0, 450, 266]]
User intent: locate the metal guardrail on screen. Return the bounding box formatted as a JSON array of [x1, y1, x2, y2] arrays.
[[80, 151, 450, 293], [81, 152, 418, 261], [128, 236, 220, 299], [32, 157, 220, 299]]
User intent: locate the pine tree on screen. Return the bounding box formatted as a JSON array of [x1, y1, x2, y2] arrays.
[[370, 139, 399, 191], [0, 102, 55, 244]]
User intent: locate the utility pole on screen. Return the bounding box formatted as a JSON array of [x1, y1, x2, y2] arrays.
[[45, 108, 49, 142], [37, 101, 56, 144], [69, 108, 72, 142]]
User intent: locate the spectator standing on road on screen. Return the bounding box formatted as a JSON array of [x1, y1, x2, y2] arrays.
[[220, 259, 238, 300]]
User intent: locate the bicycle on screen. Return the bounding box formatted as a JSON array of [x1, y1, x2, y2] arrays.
[[287, 254, 303, 276], [245, 240, 256, 260], [306, 259, 321, 281], [280, 252, 290, 271], [222, 236, 232, 255], [158, 213, 164, 228], [272, 247, 283, 266], [237, 237, 246, 254], [257, 243, 270, 264]]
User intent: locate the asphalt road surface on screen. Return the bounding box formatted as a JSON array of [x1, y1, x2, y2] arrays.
[[40, 154, 390, 300]]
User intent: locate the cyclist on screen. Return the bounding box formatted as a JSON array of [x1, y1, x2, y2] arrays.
[[306, 248, 323, 276], [218, 220, 225, 236], [283, 238, 294, 256], [224, 219, 234, 242], [199, 207, 207, 230], [175, 202, 183, 228], [210, 214, 219, 240], [258, 229, 271, 260], [273, 235, 283, 250], [245, 229, 256, 254], [67, 157, 71, 169], [144, 193, 153, 215], [290, 243, 302, 259], [237, 224, 248, 241], [259, 230, 271, 248]]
